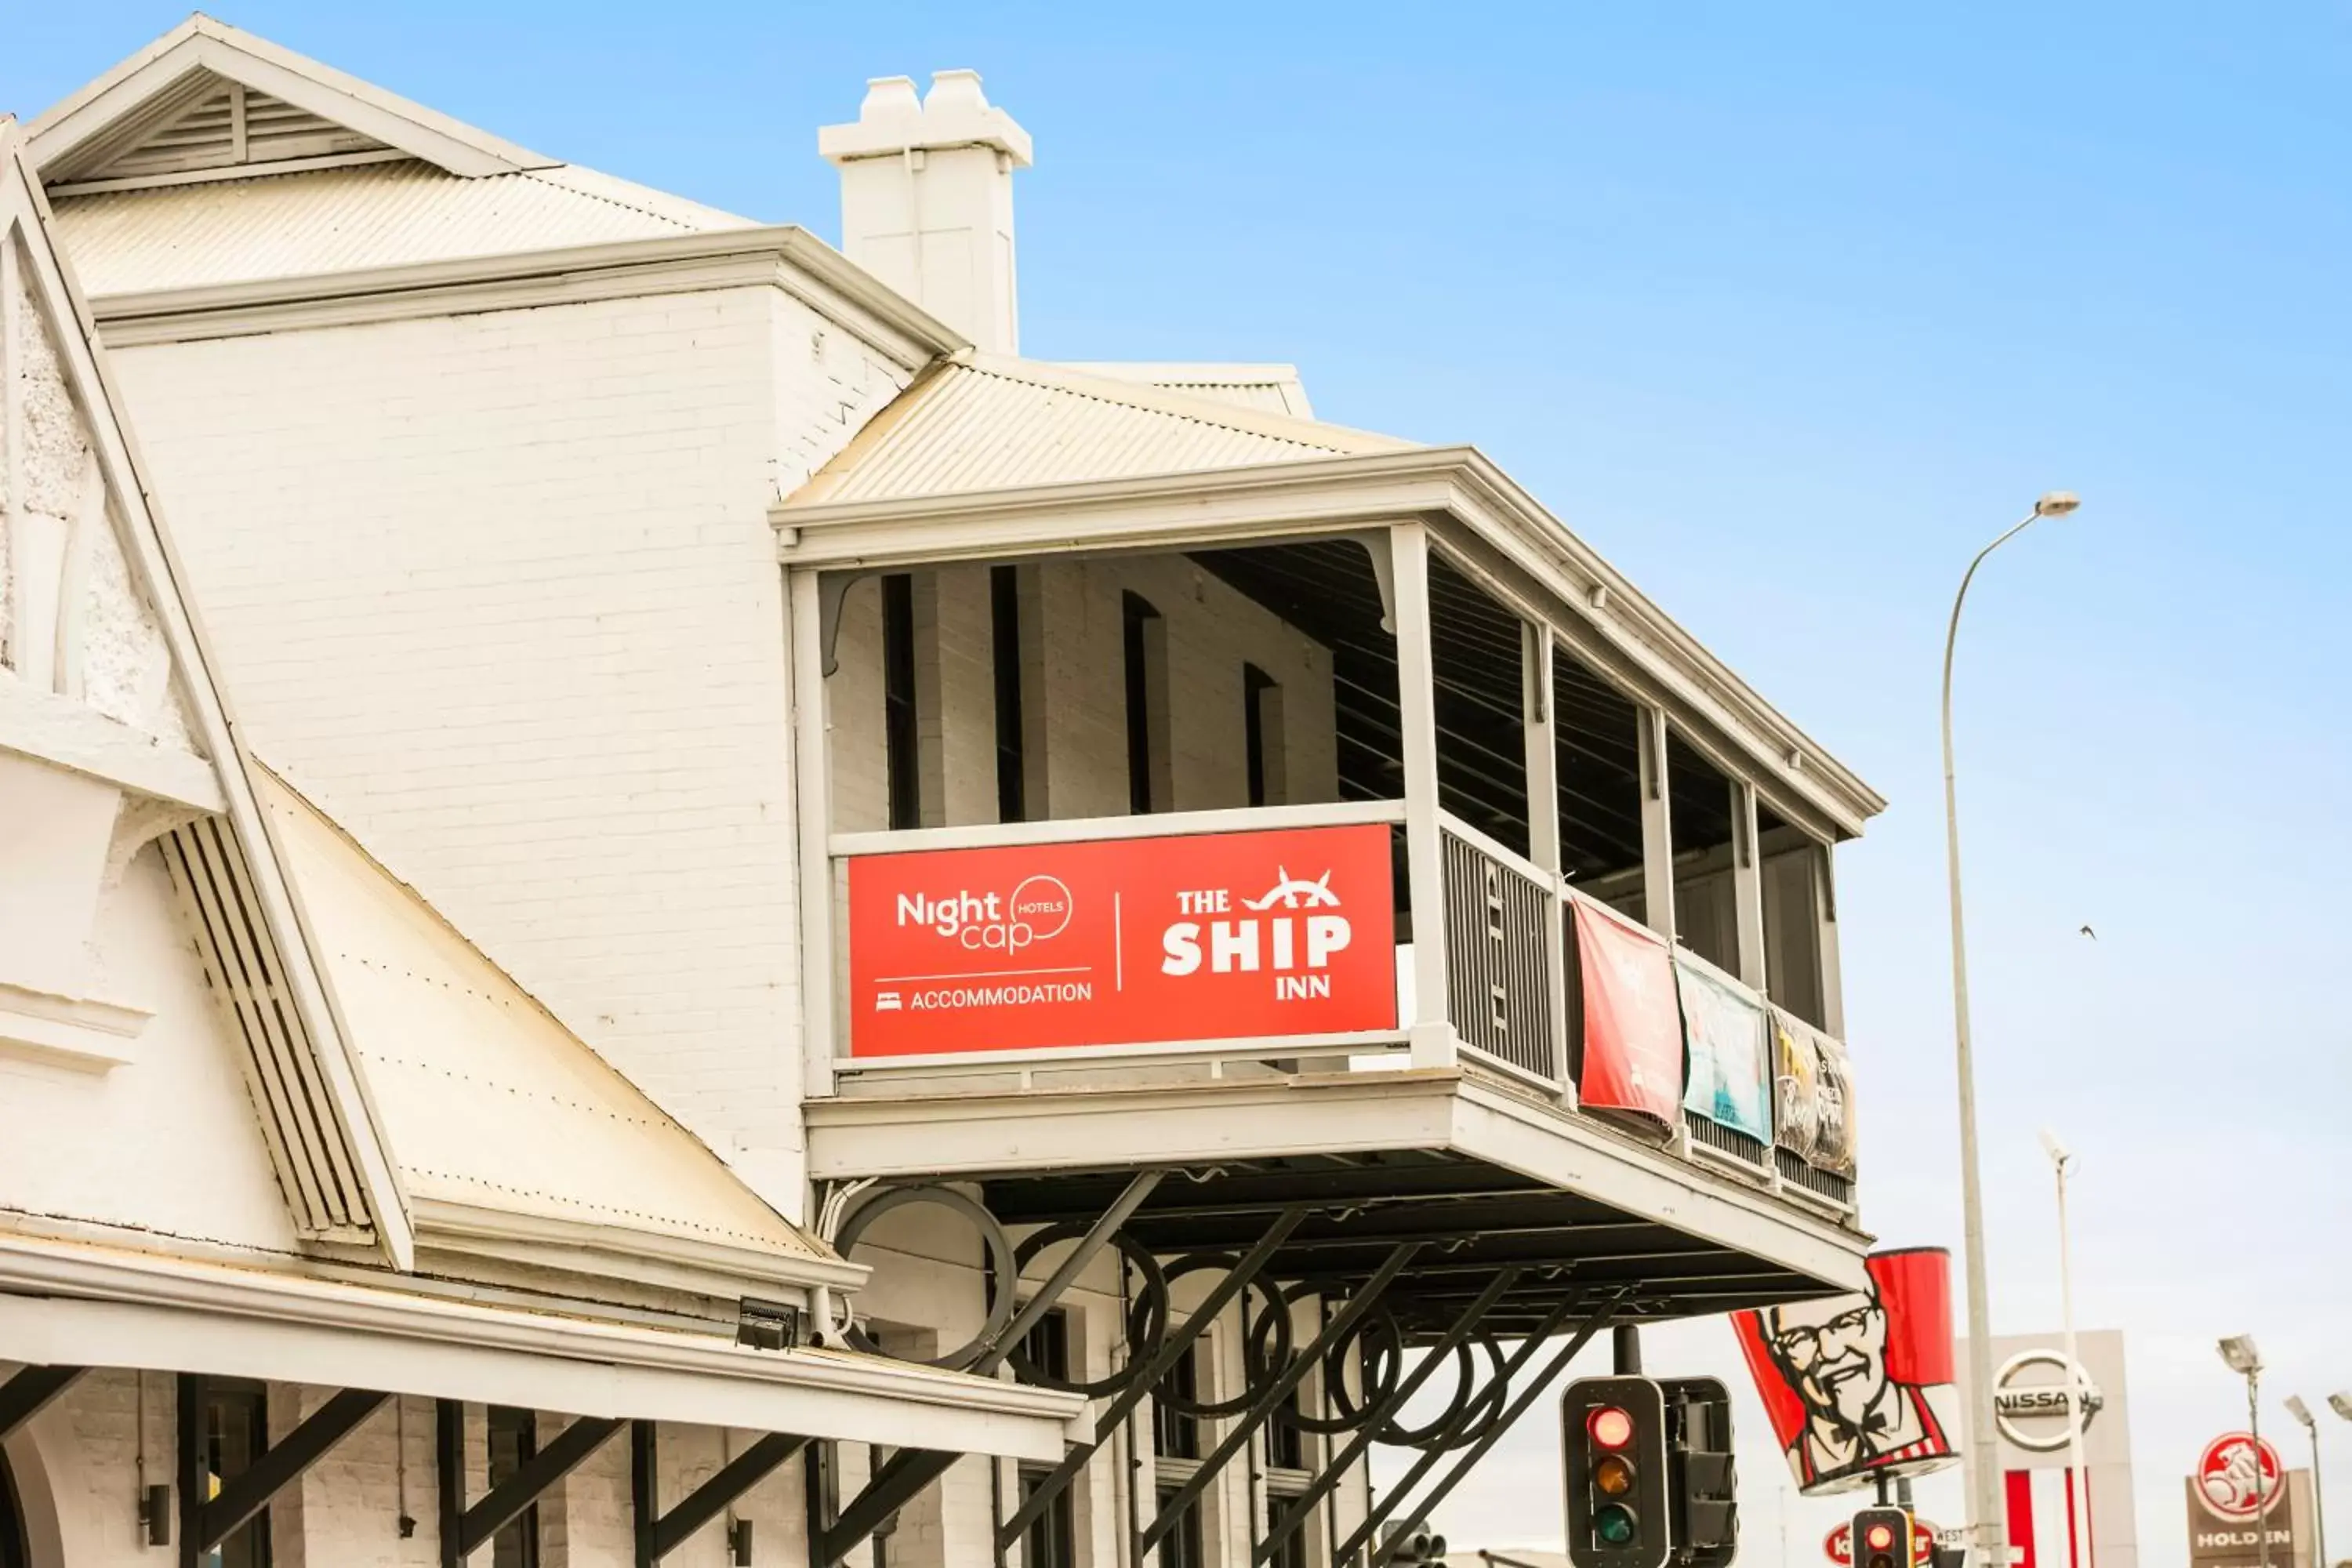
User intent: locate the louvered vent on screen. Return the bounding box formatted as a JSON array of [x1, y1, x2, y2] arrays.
[[93, 80, 388, 182], [161, 816, 378, 1243]]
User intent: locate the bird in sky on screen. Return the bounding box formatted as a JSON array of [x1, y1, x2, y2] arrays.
[[2079, 924, 2097, 940]]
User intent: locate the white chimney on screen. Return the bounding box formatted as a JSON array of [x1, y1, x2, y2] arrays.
[[819, 71, 1033, 355]]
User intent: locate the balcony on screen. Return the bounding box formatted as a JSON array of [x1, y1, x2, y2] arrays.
[[781, 455, 1880, 1317]]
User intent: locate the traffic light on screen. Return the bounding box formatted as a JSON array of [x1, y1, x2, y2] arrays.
[[1563, 1376, 1671, 1568], [1660, 1377, 1737, 1568], [1853, 1506, 1913, 1568]]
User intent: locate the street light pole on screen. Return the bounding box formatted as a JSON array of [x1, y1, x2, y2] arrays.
[[2041, 1131, 2088, 1568], [2219, 1338, 2268, 1568], [2287, 1395, 2332, 1568], [1944, 490, 2080, 1568]]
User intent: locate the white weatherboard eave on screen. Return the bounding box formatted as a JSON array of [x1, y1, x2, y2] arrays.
[[0, 1232, 1086, 1460]]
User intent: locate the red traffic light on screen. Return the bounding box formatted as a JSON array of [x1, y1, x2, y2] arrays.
[[1588, 1406, 1635, 1449], [1865, 1524, 1896, 1552]]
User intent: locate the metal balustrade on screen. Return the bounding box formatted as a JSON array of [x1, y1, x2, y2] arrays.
[[1439, 825, 1559, 1085]]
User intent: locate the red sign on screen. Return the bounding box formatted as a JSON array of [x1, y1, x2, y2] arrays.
[[1570, 899, 1682, 1124], [2194, 1432, 2284, 1521], [1824, 1519, 1936, 1566], [846, 823, 1396, 1058]]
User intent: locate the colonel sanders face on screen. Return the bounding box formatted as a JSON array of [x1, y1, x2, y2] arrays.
[[1766, 1292, 1889, 1436]]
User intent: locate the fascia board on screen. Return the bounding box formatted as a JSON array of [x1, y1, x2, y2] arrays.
[[83, 225, 964, 369], [0, 1233, 1087, 1458], [1446, 1081, 1872, 1294], [2, 135, 417, 1269], [771, 448, 1885, 830], [800, 1073, 1871, 1294], [411, 1197, 870, 1299], [28, 18, 553, 180]]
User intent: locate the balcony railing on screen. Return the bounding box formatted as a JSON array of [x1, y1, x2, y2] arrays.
[[822, 799, 1856, 1218]]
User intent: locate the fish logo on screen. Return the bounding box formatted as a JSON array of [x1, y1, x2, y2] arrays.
[[1242, 867, 1341, 911]]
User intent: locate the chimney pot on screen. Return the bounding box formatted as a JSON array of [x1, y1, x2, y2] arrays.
[[818, 68, 1032, 355]]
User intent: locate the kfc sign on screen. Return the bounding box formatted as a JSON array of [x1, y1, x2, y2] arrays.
[[846, 823, 1396, 1058], [1732, 1247, 1962, 1495]]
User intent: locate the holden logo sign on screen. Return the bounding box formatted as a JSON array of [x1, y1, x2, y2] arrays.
[[1992, 1348, 2103, 1453], [2196, 1432, 2284, 1521]]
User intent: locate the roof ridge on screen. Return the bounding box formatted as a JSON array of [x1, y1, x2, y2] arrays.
[[959, 354, 1348, 450]]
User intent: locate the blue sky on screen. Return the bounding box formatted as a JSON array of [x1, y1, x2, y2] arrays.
[[8, 2, 2350, 1562]]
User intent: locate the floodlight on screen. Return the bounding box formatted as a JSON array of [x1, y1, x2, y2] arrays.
[[2285, 1396, 2313, 1428], [2218, 1336, 2262, 1375], [2039, 1128, 2072, 1168], [2329, 1392, 2352, 1422]]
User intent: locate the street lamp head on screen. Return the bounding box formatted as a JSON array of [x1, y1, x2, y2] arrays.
[[2286, 1396, 2314, 1428], [2039, 1127, 2073, 1169], [2330, 1391, 2352, 1422], [2219, 1335, 2263, 1375], [2034, 491, 2082, 517]]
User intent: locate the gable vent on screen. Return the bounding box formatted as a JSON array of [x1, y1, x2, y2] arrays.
[[161, 816, 379, 1245], [53, 75, 394, 191]]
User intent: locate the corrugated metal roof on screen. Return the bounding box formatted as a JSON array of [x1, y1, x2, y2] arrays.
[[789, 355, 1412, 506], [49, 157, 753, 296], [1057, 361, 1315, 418], [256, 766, 829, 1272]]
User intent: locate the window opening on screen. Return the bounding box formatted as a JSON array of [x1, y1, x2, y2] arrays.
[[488, 1406, 540, 1568], [1758, 802, 1830, 1026], [201, 1379, 270, 1568], [1016, 1308, 1076, 1568], [1153, 1345, 1200, 1460], [1123, 592, 1167, 814], [1156, 1485, 1205, 1568], [1666, 730, 1740, 974], [883, 573, 920, 830], [992, 564, 1027, 823], [1552, 644, 1649, 927], [1263, 1497, 1311, 1568], [1243, 663, 1286, 808]]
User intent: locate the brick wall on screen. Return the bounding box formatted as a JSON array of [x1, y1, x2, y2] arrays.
[[107, 285, 914, 1213]]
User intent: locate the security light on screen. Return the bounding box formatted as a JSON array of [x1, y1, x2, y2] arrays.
[[2218, 1336, 2262, 1375], [2034, 492, 2082, 517], [2039, 1128, 2072, 1168], [2330, 1392, 2352, 1422], [2286, 1396, 2313, 1428]]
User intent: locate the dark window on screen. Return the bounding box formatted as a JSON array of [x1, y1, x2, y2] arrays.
[[1018, 1468, 1076, 1568], [488, 1406, 539, 1568], [1014, 1307, 1076, 1568], [1123, 592, 1164, 814], [883, 573, 920, 830], [1243, 663, 1283, 808], [198, 1379, 270, 1568], [1152, 1345, 1200, 1460], [992, 565, 1027, 823], [1268, 1386, 1305, 1470], [1156, 1485, 1204, 1568], [1019, 1308, 1070, 1384], [0, 1449, 29, 1568], [1264, 1496, 1311, 1568]]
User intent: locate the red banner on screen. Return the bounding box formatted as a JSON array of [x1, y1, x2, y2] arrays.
[[846, 822, 1396, 1058], [1570, 898, 1683, 1125]]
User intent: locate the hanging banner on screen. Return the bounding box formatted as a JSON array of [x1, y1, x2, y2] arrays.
[[1570, 898, 1682, 1127], [1677, 955, 1772, 1143], [1731, 1247, 1962, 1495], [845, 822, 1396, 1058], [1773, 1007, 1857, 1174]]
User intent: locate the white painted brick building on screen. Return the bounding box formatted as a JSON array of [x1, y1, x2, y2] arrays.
[[7, 17, 1893, 1568]]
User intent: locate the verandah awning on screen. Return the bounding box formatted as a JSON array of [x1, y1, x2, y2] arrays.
[[0, 1232, 1084, 1461]]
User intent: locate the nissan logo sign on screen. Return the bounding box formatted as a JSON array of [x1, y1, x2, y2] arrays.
[[1992, 1349, 2103, 1453]]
